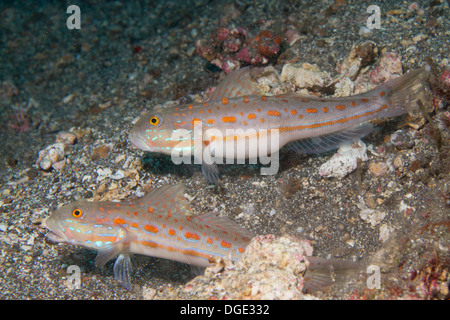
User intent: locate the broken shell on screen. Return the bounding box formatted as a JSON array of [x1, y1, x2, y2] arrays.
[[36, 143, 66, 171], [281, 63, 331, 89]]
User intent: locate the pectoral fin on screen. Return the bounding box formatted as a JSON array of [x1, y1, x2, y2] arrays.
[[113, 254, 133, 290], [194, 138, 220, 185], [95, 243, 124, 268]]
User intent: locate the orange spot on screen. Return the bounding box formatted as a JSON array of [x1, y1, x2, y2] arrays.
[[140, 240, 157, 248], [148, 207, 154, 213], [222, 97, 229, 105], [220, 240, 232, 249], [216, 106, 220, 110], [184, 232, 200, 241], [188, 104, 193, 109], [113, 218, 126, 225], [299, 114, 304, 119], [306, 108, 317, 113], [173, 113, 179, 116], [134, 212, 138, 216], [260, 118, 265, 123], [168, 229, 176, 236], [239, 112, 244, 116], [206, 119, 215, 125], [350, 101, 357, 107], [290, 110, 297, 115], [115, 203, 120, 207], [267, 110, 281, 116], [262, 96, 267, 101], [206, 238, 213, 245], [362, 98, 369, 103], [199, 110, 204, 114], [144, 224, 159, 233], [379, 91, 386, 97], [281, 99, 289, 103], [99, 207, 104, 212], [222, 116, 236, 123], [179, 226, 183, 231], [131, 223, 139, 229], [322, 107, 329, 113], [232, 104, 237, 108], [284, 108, 288, 112], [207, 109, 212, 113], [382, 104, 387, 109], [203, 102, 207, 107], [238, 247, 245, 253], [243, 121, 247, 125], [257, 108, 261, 112], [247, 113, 256, 120], [243, 95, 249, 103], [336, 104, 346, 111]]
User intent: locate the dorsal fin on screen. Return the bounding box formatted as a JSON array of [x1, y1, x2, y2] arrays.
[[136, 184, 190, 216], [207, 67, 266, 101]]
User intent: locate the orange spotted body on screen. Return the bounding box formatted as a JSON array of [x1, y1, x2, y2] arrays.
[[43, 184, 252, 289], [129, 66, 429, 183]]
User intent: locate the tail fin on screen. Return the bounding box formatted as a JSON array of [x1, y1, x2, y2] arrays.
[[376, 65, 431, 117], [303, 257, 361, 292]]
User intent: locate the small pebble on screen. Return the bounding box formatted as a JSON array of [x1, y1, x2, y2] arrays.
[[358, 26, 372, 37], [369, 162, 388, 177], [91, 144, 111, 161], [56, 131, 77, 145]]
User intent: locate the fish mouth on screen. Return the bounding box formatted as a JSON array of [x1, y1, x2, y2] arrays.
[[129, 129, 152, 152], [42, 216, 68, 243]]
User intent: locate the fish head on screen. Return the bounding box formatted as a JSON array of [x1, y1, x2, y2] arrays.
[[43, 200, 89, 245], [129, 108, 195, 155], [42, 200, 124, 249]]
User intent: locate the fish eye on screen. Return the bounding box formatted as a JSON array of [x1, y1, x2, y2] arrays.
[[72, 209, 83, 218], [149, 116, 160, 126]]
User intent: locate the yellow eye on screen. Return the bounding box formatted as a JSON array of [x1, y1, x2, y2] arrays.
[[72, 209, 83, 218], [149, 116, 160, 126]]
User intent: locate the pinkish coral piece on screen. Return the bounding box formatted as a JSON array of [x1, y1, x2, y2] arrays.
[[236, 47, 251, 63], [216, 27, 230, 42], [370, 52, 403, 84], [440, 70, 450, 88], [195, 39, 215, 61]]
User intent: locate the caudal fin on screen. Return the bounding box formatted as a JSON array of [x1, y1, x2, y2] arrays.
[[376, 65, 431, 117], [303, 257, 361, 292]]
